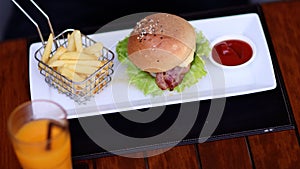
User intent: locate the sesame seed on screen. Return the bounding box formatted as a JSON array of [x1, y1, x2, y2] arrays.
[[133, 16, 164, 40]]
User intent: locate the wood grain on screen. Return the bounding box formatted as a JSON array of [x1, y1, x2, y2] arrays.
[[245, 2, 300, 169], [248, 130, 300, 169], [262, 1, 300, 134], [95, 154, 146, 169], [73, 160, 94, 169], [198, 137, 252, 169], [147, 145, 200, 169], [0, 39, 30, 169]]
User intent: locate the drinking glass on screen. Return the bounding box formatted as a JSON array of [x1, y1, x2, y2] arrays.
[[7, 100, 72, 169]]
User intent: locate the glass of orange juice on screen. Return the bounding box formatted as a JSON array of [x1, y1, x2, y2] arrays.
[[7, 100, 72, 169]]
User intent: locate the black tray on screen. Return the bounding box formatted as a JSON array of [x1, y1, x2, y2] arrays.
[[69, 4, 295, 160]]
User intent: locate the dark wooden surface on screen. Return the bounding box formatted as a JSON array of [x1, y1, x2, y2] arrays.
[[1, 1, 299, 169]]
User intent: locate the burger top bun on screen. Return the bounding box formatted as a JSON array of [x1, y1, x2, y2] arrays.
[[127, 13, 196, 73]]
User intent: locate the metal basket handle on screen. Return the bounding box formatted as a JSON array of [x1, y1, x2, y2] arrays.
[[11, 0, 55, 45]]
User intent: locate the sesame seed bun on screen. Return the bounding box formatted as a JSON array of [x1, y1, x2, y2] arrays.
[[127, 13, 196, 73]]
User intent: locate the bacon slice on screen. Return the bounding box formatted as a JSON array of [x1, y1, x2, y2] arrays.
[[155, 65, 190, 91]]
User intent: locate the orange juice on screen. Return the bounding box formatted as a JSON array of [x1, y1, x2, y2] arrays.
[[13, 119, 72, 169]]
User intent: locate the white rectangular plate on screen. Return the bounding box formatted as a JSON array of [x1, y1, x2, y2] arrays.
[[29, 13, 276, 119]]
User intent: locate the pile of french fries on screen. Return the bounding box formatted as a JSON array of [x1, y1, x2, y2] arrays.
[[40, 30, 112, 97]]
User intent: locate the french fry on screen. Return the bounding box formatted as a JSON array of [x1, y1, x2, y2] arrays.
[[64, 64, 99, 75], [50, 60, 105, 68], [48, 60, 66, 67], [59, 52, 97, 60], [83, 42, 103, 57], [60, 67, 85, 82], [48, 46, 67, 65], [73, 30, 83, 52], [74, 60, 105, 67], [41, 33, 53, 64], [67, 33, 76, 51]]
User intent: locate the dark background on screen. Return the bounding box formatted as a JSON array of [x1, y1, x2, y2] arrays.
[[0, 0, 278, 42]]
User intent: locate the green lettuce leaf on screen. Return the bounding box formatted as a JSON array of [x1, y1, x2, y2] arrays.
[[116, 36, 129, 63], [116, 31, 211, 96]]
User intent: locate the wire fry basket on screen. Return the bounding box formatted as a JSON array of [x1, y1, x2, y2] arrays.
[[13, 0, 114, 103], [35, 29, 114, 103]]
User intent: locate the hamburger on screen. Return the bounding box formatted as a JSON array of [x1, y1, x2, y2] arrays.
[[116, 13, 210, 95]]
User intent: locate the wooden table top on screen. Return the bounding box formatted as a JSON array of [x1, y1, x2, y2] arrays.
[[1, 1, 299, 169]]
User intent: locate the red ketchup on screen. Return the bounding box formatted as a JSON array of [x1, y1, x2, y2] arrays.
[[212, 40, 253, 66]]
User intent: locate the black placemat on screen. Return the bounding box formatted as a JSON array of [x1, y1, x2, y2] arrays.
[[69, 4, 295, 160]]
